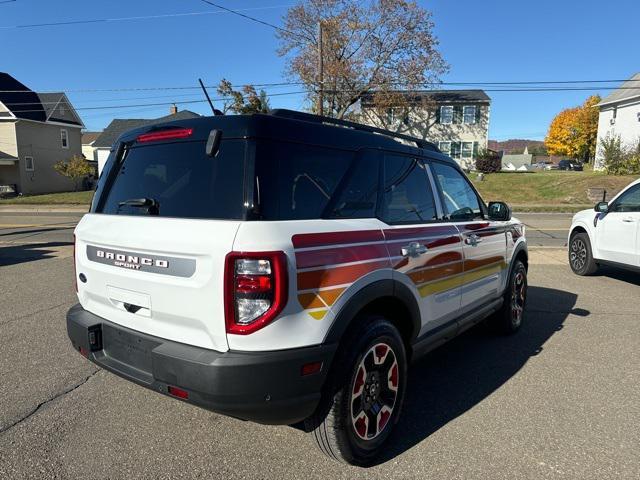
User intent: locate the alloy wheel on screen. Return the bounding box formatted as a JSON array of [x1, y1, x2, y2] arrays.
[[350, 343, 399, 441], [570, 238, 587, 271]]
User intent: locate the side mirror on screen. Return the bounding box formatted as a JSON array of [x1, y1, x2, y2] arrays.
[[594, 201, 608, 213], [488, 201, 512, 221]]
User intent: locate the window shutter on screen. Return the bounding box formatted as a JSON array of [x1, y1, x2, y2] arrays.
[[473, 142, 479, 158], [435, 106, 441, 124], [475, 106, 481, 124], [453, 106, 463, 124]]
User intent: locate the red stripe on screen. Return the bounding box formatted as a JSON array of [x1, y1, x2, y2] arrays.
[[385, 235, 461, 257], [292, 229, 384, 249], [383, 225, 458, 240], [295, 244, 389, 269]]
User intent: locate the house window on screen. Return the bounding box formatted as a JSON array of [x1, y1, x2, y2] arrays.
[[450, 141, 461, 159], [461, 142, 474, 160], [438, 141, 451, 155], [463, 106, 477, 124], [440, 106, 453, 124], [25, 156, 34, 171], [61, 129, 68, 149]]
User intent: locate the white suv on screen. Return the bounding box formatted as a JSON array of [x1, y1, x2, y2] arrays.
[[569, 178, 640, 275], [67, 110, 528, 465]]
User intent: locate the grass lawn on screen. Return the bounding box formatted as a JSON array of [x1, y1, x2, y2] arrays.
[[0, 190, 94, 205], [471, 171, 639, 211]]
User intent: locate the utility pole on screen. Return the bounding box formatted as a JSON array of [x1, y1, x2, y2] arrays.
[[317, 21, 324, 117]]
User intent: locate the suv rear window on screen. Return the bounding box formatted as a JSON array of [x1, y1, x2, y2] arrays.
[[93, 140, 246, 220]]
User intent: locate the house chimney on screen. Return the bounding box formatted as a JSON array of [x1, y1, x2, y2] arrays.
[[170, 104, 178, 115]]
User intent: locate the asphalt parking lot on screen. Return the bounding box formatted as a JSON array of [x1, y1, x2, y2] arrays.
[[1, 211, 639, 479]]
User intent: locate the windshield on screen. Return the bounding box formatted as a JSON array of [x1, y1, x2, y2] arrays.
[[92, 139, 246, 220]]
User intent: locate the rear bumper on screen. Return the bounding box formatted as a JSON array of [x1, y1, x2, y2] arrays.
[[66, 304, 336, 425]]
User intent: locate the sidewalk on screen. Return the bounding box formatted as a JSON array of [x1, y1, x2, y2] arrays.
[[0, 204, 88, 213]]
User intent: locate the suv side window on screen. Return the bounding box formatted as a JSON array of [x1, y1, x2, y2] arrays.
[[325, 154, 379, 219], [611, 185, 640, 212], [256, 140, 352, 220], [431, 162, 483, 221], [381, 154, 437, 224]]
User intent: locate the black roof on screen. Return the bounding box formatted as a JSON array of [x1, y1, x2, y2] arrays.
[[361, 89, 491, 106], [93, 110, 201, 148], [114, 109, 455, 165], [0, 72, 47, 122]]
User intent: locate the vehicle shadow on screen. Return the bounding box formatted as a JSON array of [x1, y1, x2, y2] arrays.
[[0, 241, 73, 267], [374, 285, 582, 465], [593, 265, 640, 287]]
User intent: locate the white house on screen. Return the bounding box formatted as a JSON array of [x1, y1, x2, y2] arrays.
[[594, 72, 640, 170]]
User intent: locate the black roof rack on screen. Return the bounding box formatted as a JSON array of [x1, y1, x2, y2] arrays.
[[270, 109, 439, 152]]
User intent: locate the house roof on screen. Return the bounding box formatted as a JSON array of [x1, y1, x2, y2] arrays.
[[0, 73, 83, 126], [93, 110, 202, 148], [598, 73, 640, 106], [82, 131, 102, 145], [361, 89, 491, 107]]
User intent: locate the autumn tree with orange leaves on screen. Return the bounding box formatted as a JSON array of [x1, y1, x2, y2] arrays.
[[545, 95, 600, 162]]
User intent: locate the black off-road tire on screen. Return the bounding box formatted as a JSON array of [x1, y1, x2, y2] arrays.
[[489, 260, 528, 335], [569, 232, 599, 276], [306, 316, 407, 466]]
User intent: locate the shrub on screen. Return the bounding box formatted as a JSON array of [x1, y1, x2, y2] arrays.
[[601, 134, 640, 175], [475, 148, 502, 173], [53, 155, 95, 191]]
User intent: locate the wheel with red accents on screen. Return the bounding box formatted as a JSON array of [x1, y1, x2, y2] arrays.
[[307, 317, 406, 466]]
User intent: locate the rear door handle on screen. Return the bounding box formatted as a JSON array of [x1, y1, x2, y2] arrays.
[[622, 217, 635, 223], [465, 234, 482, 246], [401, 242, 428, 257]]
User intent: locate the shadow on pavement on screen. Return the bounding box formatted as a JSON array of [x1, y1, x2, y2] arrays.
[[373, 285, 583, 465], [594, 265, 640, 287], [0, 241, 73, 267]]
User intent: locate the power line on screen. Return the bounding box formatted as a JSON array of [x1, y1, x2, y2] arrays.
[[4, 90, 309, 113], [1, 78, 638, 94], [0, 4, 292, 30], [199, 0, 311, 41]]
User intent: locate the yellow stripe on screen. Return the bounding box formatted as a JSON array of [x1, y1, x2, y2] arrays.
[[418, 262, 506, 298], [308, 310, 328, 320]]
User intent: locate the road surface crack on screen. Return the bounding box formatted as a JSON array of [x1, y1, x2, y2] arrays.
[[0, 368, 100, 436]]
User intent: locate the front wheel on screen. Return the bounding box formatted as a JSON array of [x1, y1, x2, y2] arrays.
[[569, 232, 598, 276], [489, 260, 528, 334], [307, 317, 407, 466]]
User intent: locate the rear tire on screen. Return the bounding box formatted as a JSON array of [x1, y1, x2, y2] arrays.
[[569, 232, 598, 276], [306, 316, 407, 466], [489, 260, 528, 335]]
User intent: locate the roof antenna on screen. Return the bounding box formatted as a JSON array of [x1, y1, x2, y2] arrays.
[[198, 78, 223, 116]]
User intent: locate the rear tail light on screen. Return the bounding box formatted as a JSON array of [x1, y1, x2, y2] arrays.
[[224, 252, 288, 335], [136, 127, 193, 143]]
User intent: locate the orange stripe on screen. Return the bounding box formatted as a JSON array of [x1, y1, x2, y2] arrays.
[[297, 287, 346, 309], [297, 260, 390, 290], [408, 262, 464, 285], [464, 256, 505, 271]]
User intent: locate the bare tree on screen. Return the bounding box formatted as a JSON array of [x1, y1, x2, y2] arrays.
[[278, 0, 448, 119]]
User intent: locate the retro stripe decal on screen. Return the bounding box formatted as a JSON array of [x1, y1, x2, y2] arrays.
[[292, 224, 506, 320]]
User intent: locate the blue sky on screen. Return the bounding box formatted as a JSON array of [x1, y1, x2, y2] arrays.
[[1, 0, 638, 140]]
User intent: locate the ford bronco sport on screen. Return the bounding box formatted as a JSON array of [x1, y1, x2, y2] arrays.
[[67, 109, 528, 466]]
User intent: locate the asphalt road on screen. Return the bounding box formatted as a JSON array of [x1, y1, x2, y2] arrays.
[[1, 211, 639, 479]]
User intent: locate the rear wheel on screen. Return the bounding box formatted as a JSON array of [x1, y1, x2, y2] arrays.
[[569, 232, 598, 276], [307, 317, 406, 466]]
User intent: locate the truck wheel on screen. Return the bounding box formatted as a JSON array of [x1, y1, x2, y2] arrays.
[[489, 260, 528, 334], [307, 316, 407, 466], [569, 232, 598, 276]]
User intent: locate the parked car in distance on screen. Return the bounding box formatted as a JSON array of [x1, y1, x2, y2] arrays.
[[545, 163, 559, 171], [558, 159, 584, 171], [66, 109, 528, 466], [568, 178, 640, 275]]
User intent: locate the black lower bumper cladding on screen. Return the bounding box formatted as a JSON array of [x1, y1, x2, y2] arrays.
[[66, 304, 336, 425]]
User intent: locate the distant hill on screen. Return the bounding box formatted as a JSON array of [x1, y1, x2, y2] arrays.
[[488, 139, 546, 154]]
